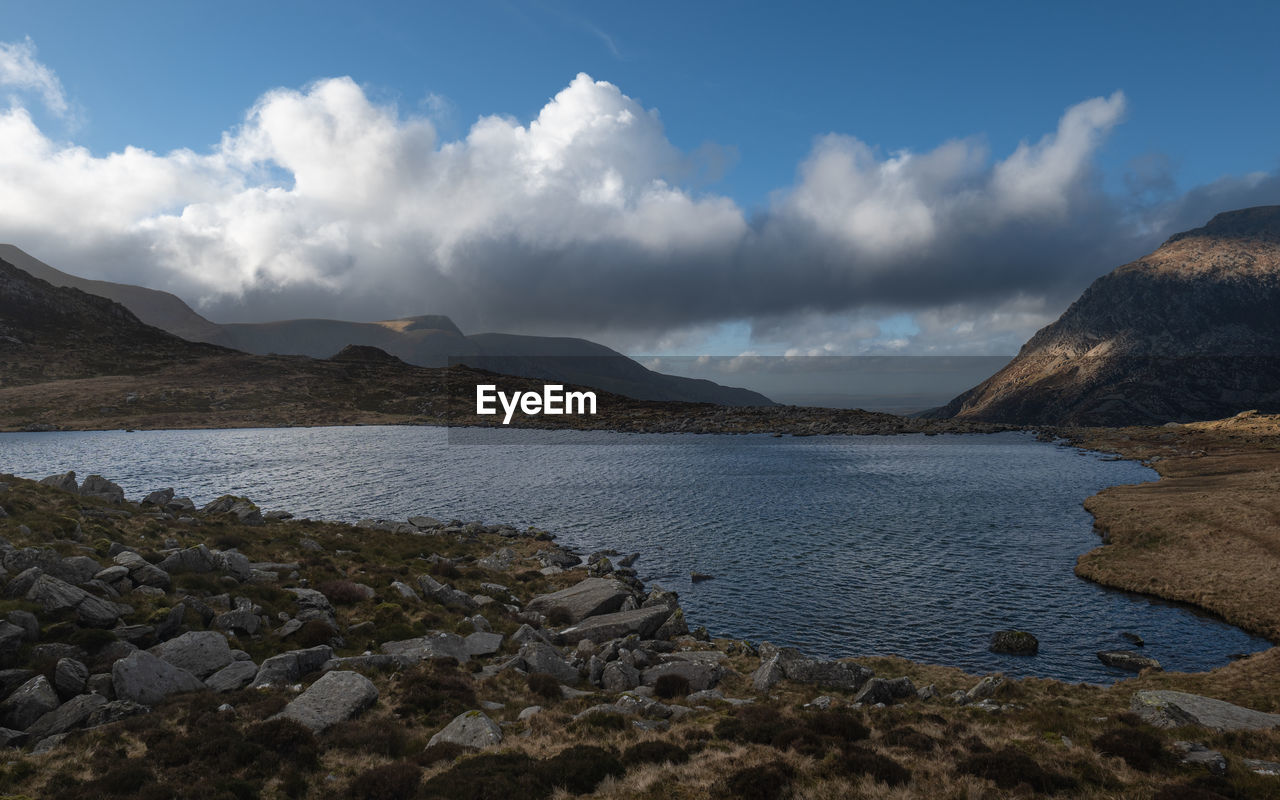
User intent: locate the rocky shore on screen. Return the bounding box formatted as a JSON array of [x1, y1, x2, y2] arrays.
[[0, 469, 1276, 799]]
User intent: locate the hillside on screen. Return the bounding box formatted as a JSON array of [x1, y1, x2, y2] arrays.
[[934, 206, 1280, 425], [0, 247, 772, 406]]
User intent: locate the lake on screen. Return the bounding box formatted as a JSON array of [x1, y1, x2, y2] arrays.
[[1, 426, 1269, 683]]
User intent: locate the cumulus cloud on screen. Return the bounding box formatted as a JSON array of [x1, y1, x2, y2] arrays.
[[0, 40, 1274, 356], [0, 38, 68, 116]]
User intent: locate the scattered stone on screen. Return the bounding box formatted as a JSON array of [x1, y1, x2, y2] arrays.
[[39, 472, 79, 493], [1098, 651, 1161, 672], [53, 658, 89, 698], [251, 646, 334, 687], [525, 578, 633, 623], [112, 651, 204, 705], [6, 610, 38, 642], [25, 693, 107, 741], [157, 544, 217, 574], [478, 548, 516, 571], [389, 581, 418, 600], [213, 609, 262, 636], [1131, 690, 1280, 731], [274, 671, 378, 733], [602, 661, 640, 691], [428, 710, 502, 749], [113, 551, 170, 589], [25, 574, 121, 627], [1173, 741, 1227, 775], [149, 631, 234, 679], [86, 699, 149, 727], [967, 675, 1005, 701], [989, 630, 1039, 655], [518, 642, 579, 683], [79, 475, 125, 504], [464, 632, 503, 657], [853, 678, 895, 706], [1243, 758, 1280, 777], [0, 675, 60, 730], [558, 605, 672, 644], [518, 705, 542, 721], [641, 660, 723, 692], [750, 644, 873, 693], [417, 575, 479, 612], [382, 633, 470, 665]]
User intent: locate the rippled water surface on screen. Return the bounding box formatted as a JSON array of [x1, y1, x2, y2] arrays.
[[2, 426, 1269, 682]]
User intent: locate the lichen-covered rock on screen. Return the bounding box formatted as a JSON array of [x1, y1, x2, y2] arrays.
[[25, 692, 107, 740], [250, 645, 333, 687], [53, 658, 89, 698], [79, 475, 125, 504], [204, 660, 259, 693], [526, 578, 632, 623], [1098, 650, 1161, 672], [517, 642, 578, 683], [25, 574, 121, 627], [750, 645, 873, 693], [381, 633, 470, 665], [39, 472, 78, 493], [0, 675, 59, 730], [1132, 690, 1280, 731], [989, 630, 1039, 655]]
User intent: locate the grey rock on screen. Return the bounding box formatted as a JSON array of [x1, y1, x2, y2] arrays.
[[1173, 741, 1227, 775], [6, 610, 38, 641], [1098, 650, 1162, 672], [853, 678, 896, 706], [478, 548, 516, 570], [0, 675, 59, 730], [4, 566, 43, 599], [511, 624, 554, 647], [381, 632, 470, 665], [142, 488, 175, 506], [469, 615, 492, 633], [157, 544, 217, 574], [1131, 690, 1280, 731], [428, 710, 502, 749], [518, 705, 542, 721], [86, 699, 149, 727], [112, 551, 170, 589], [53, 658, 89, 698], [149, 631, 234, 679], [641, 660, 723, 692], [967, 675, 1006, 700], [274, 671, 378, 733], [39, 471, 79, 493], [464, 632, 503, 657], [112, 651, 204, 705], [322, 655, 400, 673], [0, 668, 36, 699], [416, 575, 478, 611], [653, 609, 689, 640], [59, 556, 102, 586], [518, 642, 578, 684], [287, 587, 335, 617], [526, 577, 632, 623], [602, 661, 640, 691], [25, 693, 107, 740], [79, 475, 125, 503], [0, 726, 26, 747], [1243, 758, 1280, 776], [213, 609, 261, 636], [886, 676, 917, 699], [558, 605, 671, 644], [0, 621, 24, 661], [750, 645, 873, 693], [155, 603, 187, 641], [201, 496, 262, 525], [25, 574, 121, 627], [389, 581, 418, 600], [31, 732, 70, 754], [91, 641, 139, 672], [989, 630, 1039, 655], [218, 551, 252, 581], [94, 565, 130, 584], [251, 646, 334, 687], [87, 673, 114, 699]]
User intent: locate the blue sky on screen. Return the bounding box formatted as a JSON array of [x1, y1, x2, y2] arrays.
[[0, 1, 1277, 356]]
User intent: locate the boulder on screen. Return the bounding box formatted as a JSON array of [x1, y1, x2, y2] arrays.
[[641, 660, 724, 692], [6, 610, 39, 641], [204, 661, 259, 693], [0, 621, 24, 661], [464, 632, 504, 657], [0, 668, 36, 699], [149, 631, 234, 679], [112, 651, 204, 705], [381, 633, 470, 665], [511, 624, 554, 647], [24, 693, 107, 740], [601, 661, 640, 691], [428, 710, 502, 749], [0, 675, 59, 730], [1098, 651, 1161, 672], [989, 630, 1039, 655], [59, 556, 102, 586], [39, 472, 78, 493], [25, 574, 121, 627], [79, 475, 125, 504], [157, 545, 217, 574], [212, 610, 261, 636], [1131, 690, 1280, 731], [217, 551, 252, 582], [0, 727, 26, 748], [53, 658, 89, 698], [416, 575, 479, 611], [750, 646, 873, 693], [526, 578, 632, 623], [273, 671, 378, 733], [142, 488, 175, 506], [86, 699, 149, 727], [389, 581, 419, 600], [518, 642, 579, 684], [558, 605, 671, 644], [113, 551, 170, 589], [251, 646, 334, 687], [853, 677, 895, 705], [967, 675, 1005, 700]]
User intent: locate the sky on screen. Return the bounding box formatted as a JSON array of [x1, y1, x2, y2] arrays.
[[1, 0, 1278, 358]]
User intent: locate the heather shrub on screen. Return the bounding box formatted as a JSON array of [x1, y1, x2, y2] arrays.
[[653, 673, 691, 699], [622, 740, 690, 767], [527, 672, 561, 701], [347, 762, 421, 800]]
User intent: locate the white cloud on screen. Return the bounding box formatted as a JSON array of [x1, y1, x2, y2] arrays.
[[0, 40, 1266, 356], [0, 37, 68, 116]]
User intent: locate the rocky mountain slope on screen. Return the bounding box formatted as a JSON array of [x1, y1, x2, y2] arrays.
[[0, 246, 771, 406], [934, 206, 1280, 425]]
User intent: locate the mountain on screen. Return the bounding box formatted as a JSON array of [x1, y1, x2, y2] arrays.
[[933, 206, 1280, 426], [0, 246, 773, 406]]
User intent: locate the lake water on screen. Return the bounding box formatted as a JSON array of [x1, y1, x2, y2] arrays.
[[1, 426, 1269, 683]]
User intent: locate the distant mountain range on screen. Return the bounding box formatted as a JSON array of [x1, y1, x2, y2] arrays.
[[0, 244, 772, 406], [933, 206, 1280, 426]]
